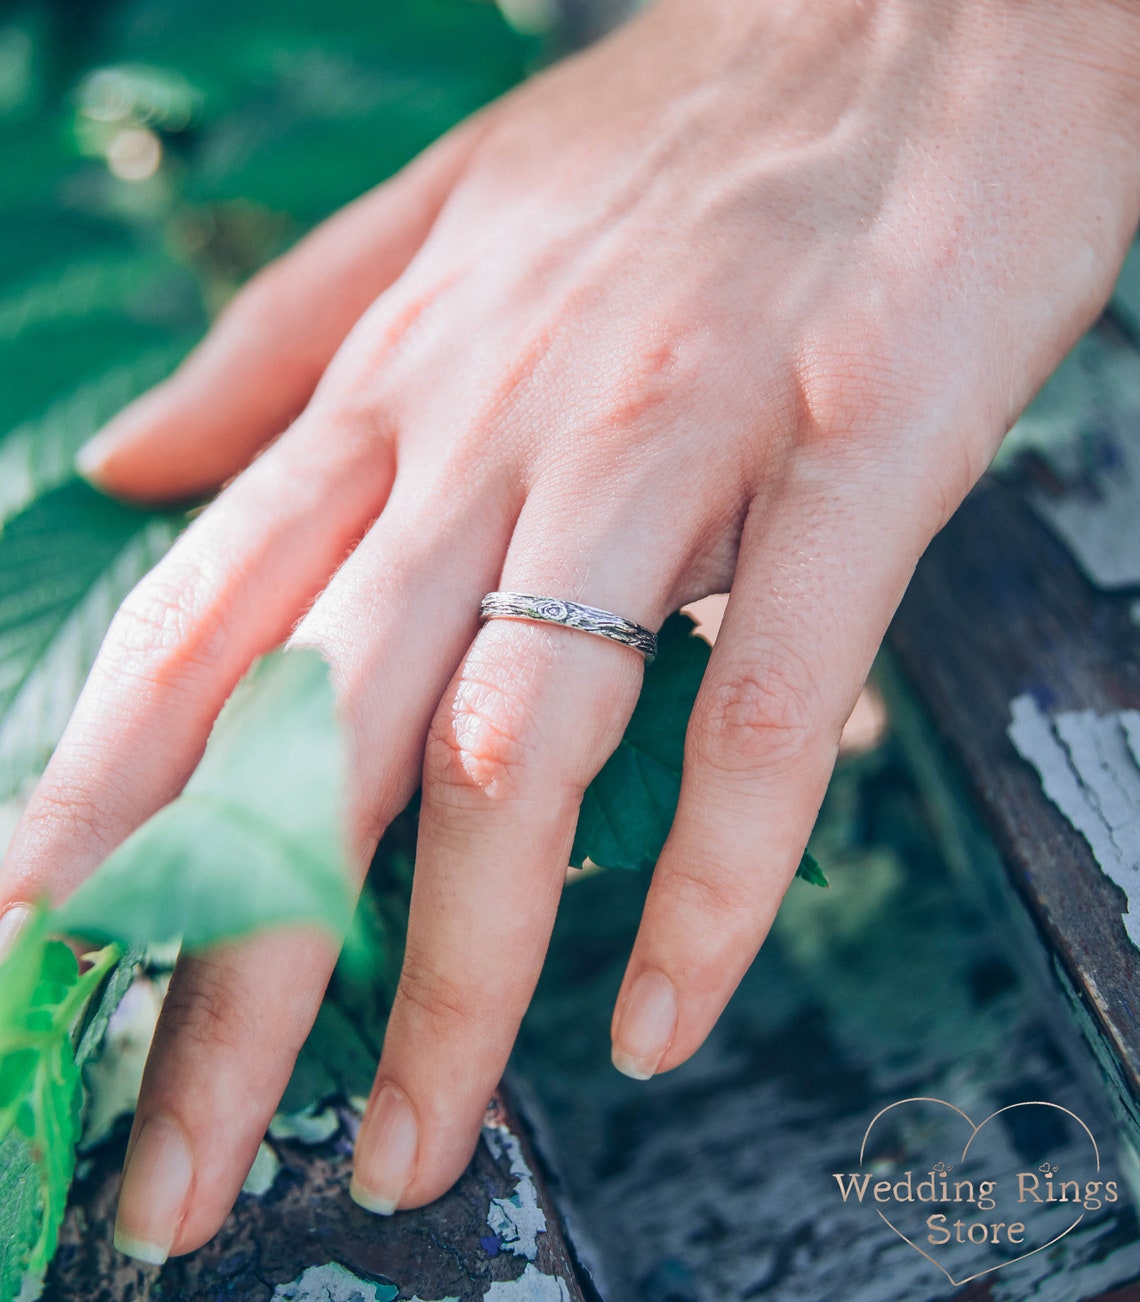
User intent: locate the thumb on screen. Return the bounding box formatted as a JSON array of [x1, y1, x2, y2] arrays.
[[77, 120, 485, 503]]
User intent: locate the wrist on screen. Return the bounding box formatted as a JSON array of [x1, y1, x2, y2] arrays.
[[1007, 0, 1140, 227], [658, 0, 1140, 228], [1024, 0, 1140, 105]]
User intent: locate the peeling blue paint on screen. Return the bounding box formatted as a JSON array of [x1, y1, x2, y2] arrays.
[[269, 1105, 341, 1146], [483, 1112, 547, 1260], [482, 1263, 572, 1300], [1008, 694, 1140, 949], [241, 1141, 282, 1197], [271, 1262, 398, 1302]]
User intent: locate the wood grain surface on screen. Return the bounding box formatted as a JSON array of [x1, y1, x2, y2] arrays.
[[42, 1089, 588, 1302], [889, 473, 1140, 1124]]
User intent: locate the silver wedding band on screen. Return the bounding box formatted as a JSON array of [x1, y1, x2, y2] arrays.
[[479, 592, 658, 660]]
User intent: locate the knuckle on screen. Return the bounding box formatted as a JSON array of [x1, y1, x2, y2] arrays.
[[20, 777, 122, 861], [157, 958, 255, 1056], [425, 677, 532, 802], [660, 861, 759, 940], [424, 637, 545, 802], [793, 315, 920, 450], [689, 652, 820, 782], [607, 329, 699, 437], [103, 559, 232, 694], [396, 955, 479, 1035], [314, 282, 445, 417]]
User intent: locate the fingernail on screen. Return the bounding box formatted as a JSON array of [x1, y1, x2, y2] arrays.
[[612, 968, 677, 1081], [76, 400, 148, 481], [75, 429, 115, 482], [350, 1083, 418, 1215], [0, 904, 32, 964], [114, 1115, 193, 1265]]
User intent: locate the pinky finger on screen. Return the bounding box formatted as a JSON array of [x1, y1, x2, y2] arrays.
[[611, 472, 930, 1079]]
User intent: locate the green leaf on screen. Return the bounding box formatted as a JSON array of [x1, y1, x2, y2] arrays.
[[0, 344, 188, 525], [0, 320, 189, 435], [0, 1130, 41, 1302], [0, 0, 535, 1289], [572, 614, 707, 872], [0, 253, 194, 343], [0, 912, 121, 1302], [0, 480, 181, 801], [796, 849, 829, 888], [572, 613, 825, 885], [26, 1036, 80, 1288], [0, 210, 134, 291], [0, 120, 74, 210], [55, 649, 355, 949], [74, 947, 145, 1070], [0, 9, 52, 125], [279, 1000, 377, 1114]]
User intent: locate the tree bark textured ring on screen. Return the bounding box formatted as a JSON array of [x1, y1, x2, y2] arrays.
[[479, 592, 658, 660]]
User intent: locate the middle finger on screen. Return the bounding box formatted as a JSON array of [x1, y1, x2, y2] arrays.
[[115, 470, 514, 1259]]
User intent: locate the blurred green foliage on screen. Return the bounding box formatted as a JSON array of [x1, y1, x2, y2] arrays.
[[0, 0, 534, 805], [0, 4, 531, 1295]]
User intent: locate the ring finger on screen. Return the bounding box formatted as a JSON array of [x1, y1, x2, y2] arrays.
[[350, 496, 676, 1213]]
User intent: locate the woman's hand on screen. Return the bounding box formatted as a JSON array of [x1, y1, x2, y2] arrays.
[[3, 0, 1139, 1262]]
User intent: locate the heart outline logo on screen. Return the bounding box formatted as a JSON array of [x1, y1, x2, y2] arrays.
[[859, 1097, 1100, 1288]]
